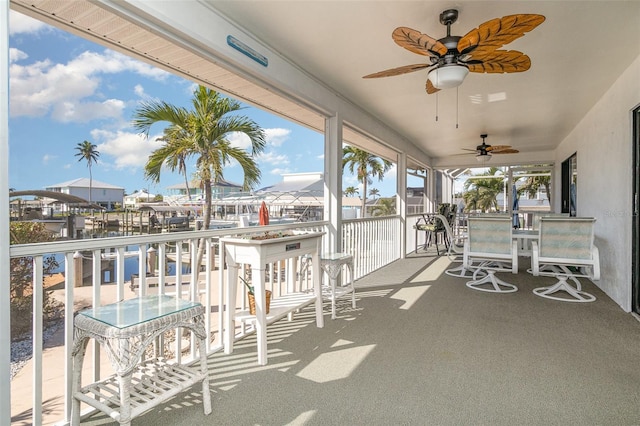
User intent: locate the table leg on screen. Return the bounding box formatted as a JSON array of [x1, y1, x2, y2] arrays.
[[312, 251, 324, 328], [348, 263, 356, 309], [117, 372, 133, 426], [253, 265, 267, 365], [198, 334, 212, 415], [329, 271, 337, 320], [71, 338, 89, 425], [224, 259, 239, 355]]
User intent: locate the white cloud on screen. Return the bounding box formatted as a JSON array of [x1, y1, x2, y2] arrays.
[[259, 151, 289, 166], [51, 98, 125, 123], [42, 154, 57, 165], [185, 82, 199, 97], [63, 163, 71, 169], [264, 128, 291, 147], [9, 48, 28, 63], [63, 50, 168, 81], [386, 164, 397, 178], [134, 84, 146, 97], [227, 132, 252, 150], [9, 48, 168, 121], [92, 129, 162, 170], [270, 167, 291, 176], [228, 128, 291, 150], [9, 11, 50, 36]]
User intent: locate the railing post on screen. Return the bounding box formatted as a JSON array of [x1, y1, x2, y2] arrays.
[[73, 251, 83, 287], [147, 246, 157, 275]]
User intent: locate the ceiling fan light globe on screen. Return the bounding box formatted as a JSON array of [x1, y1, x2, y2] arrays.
[[476, 153, 492, 162], [428, 65, 469, 89]]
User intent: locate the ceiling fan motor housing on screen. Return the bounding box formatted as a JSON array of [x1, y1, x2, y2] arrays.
[[439, 9, 459, 27]]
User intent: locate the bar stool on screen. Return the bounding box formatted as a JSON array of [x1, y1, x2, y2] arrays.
[[319, 252, 356, 319]]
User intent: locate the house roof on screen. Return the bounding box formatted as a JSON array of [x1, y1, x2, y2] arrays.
[[9, 190, 104, 209], [256, 173, 324, 194], [166, 178, 242, 190], [125, 189, 156, 199], [46, 178, 124, 190]]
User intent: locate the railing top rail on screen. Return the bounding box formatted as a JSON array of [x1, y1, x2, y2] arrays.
[[342, 215, 400, 224], [10, 220, 328, 258]]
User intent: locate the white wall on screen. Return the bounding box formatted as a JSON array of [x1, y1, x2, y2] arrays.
[[554, 54, 640, 311]]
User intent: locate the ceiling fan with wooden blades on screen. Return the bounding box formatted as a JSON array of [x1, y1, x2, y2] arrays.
[[463, 134, 519, 161], [363, 9, 545, 94]]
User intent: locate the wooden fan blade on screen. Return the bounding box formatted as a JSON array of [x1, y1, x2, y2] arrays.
[[392, 27, 448, 57], [457, 14, 545, 55], [493, 148, 519, 154], [486, 145, 512, 152], [490, 147, 519, 154], [363, 63, 431, 79], [465, 50, 531, 73], [426, 79, 440, 94]]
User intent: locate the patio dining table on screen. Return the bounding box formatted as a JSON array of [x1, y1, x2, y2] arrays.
[[513, 229, 538, 257]]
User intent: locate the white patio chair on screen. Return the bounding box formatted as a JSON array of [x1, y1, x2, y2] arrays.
[[435, 214, 484, 279], [529, 217, 599, 302], [463, 216, 518, 293], [531, 212, 570, 230]]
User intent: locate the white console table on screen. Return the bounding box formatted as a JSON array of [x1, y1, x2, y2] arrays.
[[221, 231, 325, 365]]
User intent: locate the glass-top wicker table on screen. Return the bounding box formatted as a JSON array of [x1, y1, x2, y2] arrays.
[[320, 252, 356, 319], [71, 295, 212, 426]]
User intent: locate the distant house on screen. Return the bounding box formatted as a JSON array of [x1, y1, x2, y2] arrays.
[[406, 187, 426, 215], [123, 189, 157, 209], [164, 179, 243, 203], [46, 178, 124, 211]]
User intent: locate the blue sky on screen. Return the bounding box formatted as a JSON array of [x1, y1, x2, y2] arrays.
[[8, 11, 401, 198]]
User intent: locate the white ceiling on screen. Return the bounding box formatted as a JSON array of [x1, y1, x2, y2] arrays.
[[10, 1, 640, 169], [209, 1, 640, 166]]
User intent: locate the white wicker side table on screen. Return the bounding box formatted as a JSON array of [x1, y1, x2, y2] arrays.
[[71, 295, 212, 425], [320, 252, 356, 319]]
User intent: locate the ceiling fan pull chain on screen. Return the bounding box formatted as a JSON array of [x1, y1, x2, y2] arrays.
[[456, 87, 459, 129], [435, 92, 439, 122]]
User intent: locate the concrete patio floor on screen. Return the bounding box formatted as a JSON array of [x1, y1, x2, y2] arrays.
[[76, 252, 640, 425]]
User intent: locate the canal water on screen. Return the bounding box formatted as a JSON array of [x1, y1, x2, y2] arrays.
[[49, 229, 187, 284]]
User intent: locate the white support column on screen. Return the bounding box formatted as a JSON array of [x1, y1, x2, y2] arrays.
[[397, 153, 407, 259], [428, 168, 436, 212], [324, 115, 343, 253], [1, 1, 11, 423]]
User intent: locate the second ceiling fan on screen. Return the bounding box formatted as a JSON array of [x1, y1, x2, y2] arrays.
[[464, 134, 519, 161], [363, 9, 545, 94]]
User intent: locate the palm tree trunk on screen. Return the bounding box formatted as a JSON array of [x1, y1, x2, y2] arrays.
[[89, 165, 94, 216], [361, 178, 368, 218], [193, 179, 212, 282], [184, 173, 192, 201]]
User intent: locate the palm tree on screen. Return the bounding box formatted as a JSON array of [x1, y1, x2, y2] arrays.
[[370, 197, 396, 217], [342, 146, 392, 217], [344, 186, 359, 197], [463, 167, 505, 212], [74, 140, 100, 208], [368, 188, 380, 199], [147, 131, 193, 200], [518, 173, 551, 202], [132, 85, 265, 267]]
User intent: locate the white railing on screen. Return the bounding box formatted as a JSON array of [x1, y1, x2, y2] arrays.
[[342, 215, 402, 279], [7, 217, 404, 425], [8, 222, 324, 425]]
